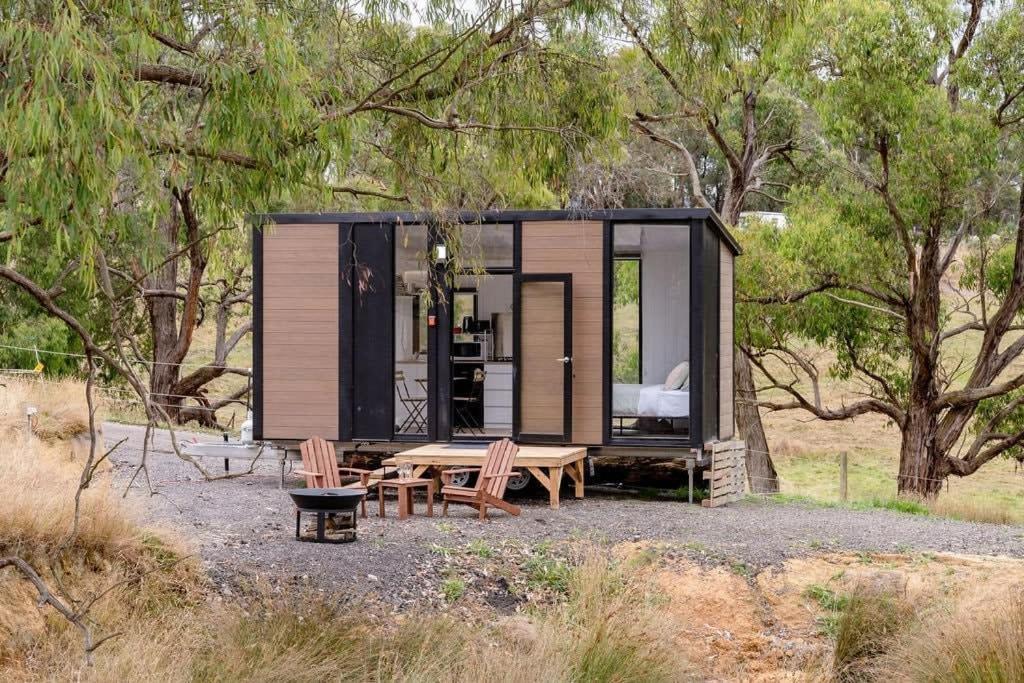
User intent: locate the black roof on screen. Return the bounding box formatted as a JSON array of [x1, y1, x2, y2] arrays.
[[258, 208, 741, 255]]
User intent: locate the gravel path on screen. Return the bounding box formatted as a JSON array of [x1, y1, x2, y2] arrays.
[[105, 423, 1024, 604]]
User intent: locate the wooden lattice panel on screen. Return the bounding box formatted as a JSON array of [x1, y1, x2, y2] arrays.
[[702, 440, 747, 507]]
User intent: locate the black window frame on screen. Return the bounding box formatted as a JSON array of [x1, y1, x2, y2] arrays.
[[603, 220, 702, 448]]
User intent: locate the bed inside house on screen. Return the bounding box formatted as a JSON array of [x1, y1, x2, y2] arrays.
[[612, 382, 690, 418], [612, 378, 690, 437], [610, 222, 692, 438]]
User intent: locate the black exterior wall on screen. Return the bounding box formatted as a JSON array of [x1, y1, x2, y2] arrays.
[[252, 225, 264, 441], [338, 224, 352, 441], [699, 220, 721, 442], [253, 209, 740, 449], [429, 223, 452, 442]]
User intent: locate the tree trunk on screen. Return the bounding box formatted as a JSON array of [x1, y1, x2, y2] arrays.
[[145, 189, 210, 425], [147, 240, 186, 421], [897, 408, 945, 497], [735, 348, 778, 492]]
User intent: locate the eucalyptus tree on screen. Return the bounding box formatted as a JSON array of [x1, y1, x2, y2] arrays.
[[743, 0, 1024, 496], [604, 0, 809, 490], [0, 0, 620, 426]]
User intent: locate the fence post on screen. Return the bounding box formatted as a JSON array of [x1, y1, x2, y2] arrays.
[[839, 451, 848, 503], [25, 405, 37, 451]]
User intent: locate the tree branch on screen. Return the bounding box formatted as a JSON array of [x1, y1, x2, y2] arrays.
[[628, 118, 711, 209], [751, 352, 905, 423], [0, 557, 118, 664]]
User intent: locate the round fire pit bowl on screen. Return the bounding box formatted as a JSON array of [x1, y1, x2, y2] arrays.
[[289, 489, 366, 544], [288, 488, 364, 512]]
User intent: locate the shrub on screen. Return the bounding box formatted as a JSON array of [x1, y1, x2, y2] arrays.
[[441, 578, 466, 603], [523, 548, 571, 594], [805, 584, 848, 638]]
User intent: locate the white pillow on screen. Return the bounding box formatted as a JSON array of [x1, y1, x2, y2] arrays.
[[663, 361, 689, 391]]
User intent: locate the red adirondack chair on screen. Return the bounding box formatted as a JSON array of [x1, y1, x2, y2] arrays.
[[295, 436, 373, 518], [440, 438, 522, 520]]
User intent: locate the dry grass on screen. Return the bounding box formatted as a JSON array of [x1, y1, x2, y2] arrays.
[[11, 554, 683, 683], [829, 584, 916, 682], [0, 376, 680, 681], [0, 378, 132, 563], [881, 588, 1024, 682], [0, 378, 203, 675], [808, 559, 1024, 682], [924, 496, 1019, 526], [0, 376, 90, 441]]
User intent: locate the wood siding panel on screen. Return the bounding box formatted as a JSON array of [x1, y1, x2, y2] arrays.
[[719, 243, 735, 439], [521, 220, 604, 444], [261, 223, 339, 440]]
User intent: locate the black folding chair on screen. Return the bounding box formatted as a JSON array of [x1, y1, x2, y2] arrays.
[[395, 371, 427, 433]]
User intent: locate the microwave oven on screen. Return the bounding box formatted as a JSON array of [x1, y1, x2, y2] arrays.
[[452, 340, 485, 361]]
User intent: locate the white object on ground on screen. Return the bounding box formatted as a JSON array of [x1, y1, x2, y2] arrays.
[[240, 410, 253, 444]]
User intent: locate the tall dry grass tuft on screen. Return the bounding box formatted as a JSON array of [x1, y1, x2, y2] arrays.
[[829, 583, 915, 682], [881, 588, 1024, 683], [538, 554, 681, 682]]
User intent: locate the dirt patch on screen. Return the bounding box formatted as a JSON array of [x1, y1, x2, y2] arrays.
[[619, 545, 1024, 682]]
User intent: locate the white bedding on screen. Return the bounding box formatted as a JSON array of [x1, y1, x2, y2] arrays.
[[613, 383, 690, 418]]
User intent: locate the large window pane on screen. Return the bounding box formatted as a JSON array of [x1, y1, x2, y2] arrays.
[[394, 224, 430, 436], [449, 223, 513, 438], [610, 224, 690, 438], [613, 258, 640, 384]]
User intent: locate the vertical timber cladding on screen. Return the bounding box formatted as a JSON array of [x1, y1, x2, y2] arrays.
[[520, 220, 603, 444], [719, 242, 735, 439], [260, 223, 340, 440]]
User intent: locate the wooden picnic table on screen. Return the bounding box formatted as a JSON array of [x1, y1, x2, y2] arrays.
[[383, 443, 587, 509]]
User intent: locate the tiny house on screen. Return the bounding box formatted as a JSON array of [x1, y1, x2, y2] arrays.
[[252, 209, 740, 455]]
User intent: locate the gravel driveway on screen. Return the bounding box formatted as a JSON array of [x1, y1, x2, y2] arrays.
[[105, 423, 1024, 604]]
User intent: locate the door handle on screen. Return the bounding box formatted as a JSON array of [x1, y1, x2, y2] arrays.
[[557, 356, 572, 363]]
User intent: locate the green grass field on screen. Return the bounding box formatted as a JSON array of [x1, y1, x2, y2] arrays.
[[764, 406, 1024, 524]]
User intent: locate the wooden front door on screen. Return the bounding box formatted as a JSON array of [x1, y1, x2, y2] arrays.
[[514, 274, 573, 443]]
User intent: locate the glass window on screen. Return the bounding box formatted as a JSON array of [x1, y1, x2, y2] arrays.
[[394, 224, 430, 436], [613, 258, 641, 384], [452, 291, 476, 332], [610, 224, 690, 439], [448, 223, 513, 439], [446, 223, 514, 271]]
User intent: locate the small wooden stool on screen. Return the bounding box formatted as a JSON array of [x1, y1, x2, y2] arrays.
[[377, 478, 435, 519]]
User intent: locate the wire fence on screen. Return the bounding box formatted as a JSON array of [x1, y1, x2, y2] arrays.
[[735, 446, 994, 503], [0, 342, 251, 373], [0, 347, 250, 426]]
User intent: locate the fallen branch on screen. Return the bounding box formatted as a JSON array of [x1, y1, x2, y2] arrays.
[[0, 557, 120, 665]]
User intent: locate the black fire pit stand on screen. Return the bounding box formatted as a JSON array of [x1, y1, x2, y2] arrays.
[[295, 508, 357, 544]]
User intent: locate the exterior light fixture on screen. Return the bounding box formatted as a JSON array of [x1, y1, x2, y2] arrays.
[[434, 244, 448, 262]]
